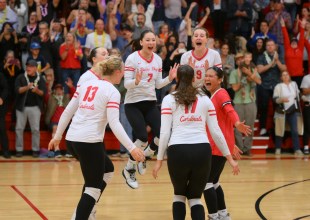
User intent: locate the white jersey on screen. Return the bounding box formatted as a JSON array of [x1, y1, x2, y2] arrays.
[[157, 93, 230, 160], [124, 51, 170, 104], [301, 74, 310, 102], [77, 69, 100, 87], [54, 79, 136, 153], [180, 49, 222, 88]]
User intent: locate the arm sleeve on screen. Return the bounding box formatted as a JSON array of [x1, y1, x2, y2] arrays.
[[214, 52, 222, 68], [219, 91, 240, 125], [53, 90, 80, 140], [281, 26, 290, 49], [223, 104, 240, 126], [107, 91, 136, 152], [157, 96, 173, 160], [124, 56, 138, 89], [205, 99, 230, 156]]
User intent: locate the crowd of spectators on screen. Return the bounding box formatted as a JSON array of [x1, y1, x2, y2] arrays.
[[0, 0, 310, 158]]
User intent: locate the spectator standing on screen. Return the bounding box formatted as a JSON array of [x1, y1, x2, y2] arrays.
[[208, 0, 229, 40], [229, 52, 261, 155], [281, 17, 306, 87], [15, 59, 47, 157], [0, 0, 18, 30], [273, 71, 304, 155], [59, 32, 83, 95], [66, 0, 94, 25], [20, 11, 40, 69], [27, 41, 50, 75], [301, 72, 310, 155], [0, 22, 19, 66], [1, 50, 22, 127], [265, 0, 292, 62], [256, 39, 286, 135], [36, 0, 60, 24], [85, 19, 112, 60], [50, 18, 66, 85], [152, 0, 165, 34], [248, 20, 277, 49], [131, 0, 155, 30], [164, 0, 187, 33], [227, 0, 253, 39], [0, 71, 9, 158], [128, 12, 151, 40], [45, 84, 70, 158], [8, 0, 27, 33]]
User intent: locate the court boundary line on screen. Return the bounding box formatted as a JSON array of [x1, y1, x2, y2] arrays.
[[0, 156, 308, 163], [11, 185, 48, 220], [255, 179, 310, 220]]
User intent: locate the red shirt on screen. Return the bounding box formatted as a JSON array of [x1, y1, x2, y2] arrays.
[[282, 26, 305, 77], [51, 106, 65, 123], [305, 39, 310, 74], [206, 89, 239, 156], [59, 44, 82, 69]]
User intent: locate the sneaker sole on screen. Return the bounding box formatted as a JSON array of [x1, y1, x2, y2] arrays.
[[122, 170, 138, 189]]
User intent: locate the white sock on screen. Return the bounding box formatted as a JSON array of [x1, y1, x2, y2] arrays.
[[126, 158, 137, 170], [144, 145, 155, 157], [134, 139, 148, 150], [218, 209, 228, 217], [304, 145, 309, 150], [208, 213, 219, 220]]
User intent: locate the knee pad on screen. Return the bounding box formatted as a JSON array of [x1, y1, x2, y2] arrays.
[[214, 182, 220, 189], [134, 139, 148, 148], [173, 195, 186, 203], [188, 198, 202, 208], [84, 187, 101, 202], [204, 182, 214, 191], [154, 137, 159, 146], [103, 172, 114, 184]]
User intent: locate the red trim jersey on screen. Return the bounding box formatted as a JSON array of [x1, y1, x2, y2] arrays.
[[206, 88, 240, 156], [180, 49, 222, 88], [77, 69, 101, 87], [124, 51, 170, 104], [157, 93, 230, 160], [54, 79, 136, 152]]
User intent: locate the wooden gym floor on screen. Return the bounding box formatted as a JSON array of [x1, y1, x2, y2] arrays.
[[0, 154, 309, 220]]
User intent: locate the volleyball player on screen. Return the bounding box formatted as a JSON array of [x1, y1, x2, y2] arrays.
[[122, 30, 178, 189], [180, 27, 222, 88], [76, 47, 109, 85], [204, 66, 251, 220], [48, 57, 145, 219], [153, 65, 240, 220], [68, 46, 110, 219]]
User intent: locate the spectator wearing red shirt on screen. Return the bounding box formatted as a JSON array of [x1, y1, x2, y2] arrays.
[[59, 32, 83, 95], [281, 17, 306, 87], [305, 35, 310, 75]]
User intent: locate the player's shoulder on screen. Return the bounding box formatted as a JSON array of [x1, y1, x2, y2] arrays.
[[125, 51, 138, 62], [208, 48, 220, 56]]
